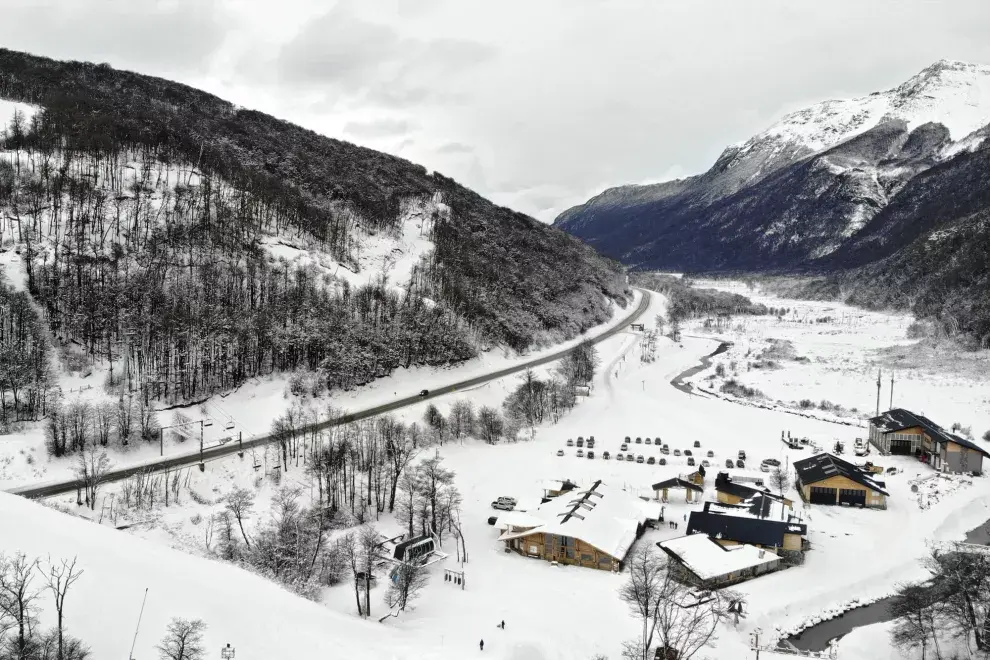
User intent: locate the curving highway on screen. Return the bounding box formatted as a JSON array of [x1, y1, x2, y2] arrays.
[[10, 289, 651, 499]]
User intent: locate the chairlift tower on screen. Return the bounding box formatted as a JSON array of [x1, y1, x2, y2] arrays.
[[221, 644, 236, 659]]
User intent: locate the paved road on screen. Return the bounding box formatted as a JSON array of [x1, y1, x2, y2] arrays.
[[11, 289, 651, 499]]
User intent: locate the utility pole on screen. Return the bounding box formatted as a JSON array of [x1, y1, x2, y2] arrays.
[[875, 368, 882, 416], [890, 374, 894, 410], [129, 588, 149, 660]]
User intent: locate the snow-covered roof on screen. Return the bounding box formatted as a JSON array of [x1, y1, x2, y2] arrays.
[[495, 511, 545, 531], [658, 534, 780, 581], [496, 481, 653, 560]]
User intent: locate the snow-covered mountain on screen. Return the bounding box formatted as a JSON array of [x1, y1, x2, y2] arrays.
[[555, 59, 990, 340]]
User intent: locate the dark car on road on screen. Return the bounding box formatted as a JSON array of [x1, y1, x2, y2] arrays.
[[419, 389, 429, 397]]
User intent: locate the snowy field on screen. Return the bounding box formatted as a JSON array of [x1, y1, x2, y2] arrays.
[[2, 283, 987, 659], [683, 279, 990, 440]]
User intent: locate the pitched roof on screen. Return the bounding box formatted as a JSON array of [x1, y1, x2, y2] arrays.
[[793, 453, 889, 495], [658, 534, 780, 581], [870, 409, 990, 457], [687, 504, 807, 548], [652, 477, 704, 493], [496, 480, 651, 560]]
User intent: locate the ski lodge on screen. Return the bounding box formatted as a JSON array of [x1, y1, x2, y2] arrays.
[[496, 480, 662, 571], [869, 408, 987, 474]]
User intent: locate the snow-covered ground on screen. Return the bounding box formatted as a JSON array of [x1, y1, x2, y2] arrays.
[[6, 284, 988, 659], [683, 279, 990, 440]]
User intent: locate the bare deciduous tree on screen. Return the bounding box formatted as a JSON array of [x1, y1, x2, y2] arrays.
[[619, 547, 734, 660], [385, 562, 429, 612], [156, 618, 206, 660], [223, 486, 255, 549], [43, 556, 83, 660], [75, 446, 112, 510], [0, 552, 42, 659], [769, 464, 790, 498]]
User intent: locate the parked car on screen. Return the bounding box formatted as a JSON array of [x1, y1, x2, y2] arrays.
[[487, 516, 498, 526], [738, 450, 747, 460], [589, 435, 595, 442], [736, 459, 745, 468], [684, 449, 693, 456], [763, 458, 781, 467], [647, 456, 656, 465], [635, 437, 643, 444], [616, 453, 624, 461], [645, 437, 652, 445], [693, 440, 701, 448], [659, 458, 667, 466], [567, 439, 574, 446], [577, 449, 584, 457], [496, 496, 517, 506], [725, 459, 734, 468], [626, 453, 634, 461], [706, 450, 715, 458], [661, 446, 670, 455], [702, 460, 711, 467], [603, 451, 611, 460], [556, 449, 565, 457], [419, 389, 429, 397], [577, 439, 584, 447], [637, 455, 645, 464], [687, 457, 696, 466], [620, 443, 629, 451], [587, 451, 595, 459], [673, 449, 682, 456], [760, 462, 771, 473], [625, 436, 631, 443], [491, 500, 514, 511]]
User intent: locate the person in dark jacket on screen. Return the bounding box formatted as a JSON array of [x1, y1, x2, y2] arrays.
[[480, 639, 484, 651], [500, 620, 505, 629]]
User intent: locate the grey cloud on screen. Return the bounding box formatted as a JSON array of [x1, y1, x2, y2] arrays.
[[343, 118, 417, 139], [436, 142, 474, 155], [0, 0, 229, 74], [276, 4, 494, 106]]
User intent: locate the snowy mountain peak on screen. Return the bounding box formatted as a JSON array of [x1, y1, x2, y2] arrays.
[[753, 59, 990, 155]]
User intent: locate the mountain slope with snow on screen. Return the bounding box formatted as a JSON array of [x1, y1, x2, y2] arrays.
[[554, 59, 990, 339], [0, 493, 450, 659]]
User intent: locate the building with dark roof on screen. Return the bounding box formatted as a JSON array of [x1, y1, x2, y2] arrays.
[[714, 472, 793, 508], [869, 408, 988, 473], [793, 453, 889, 509], [687, 501, 808, 557]]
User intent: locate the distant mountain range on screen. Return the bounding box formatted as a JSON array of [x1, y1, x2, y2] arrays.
[[555, 60, 990, 343]]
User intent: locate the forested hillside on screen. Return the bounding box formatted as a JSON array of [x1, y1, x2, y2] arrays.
[[0, 48, 626, 429]]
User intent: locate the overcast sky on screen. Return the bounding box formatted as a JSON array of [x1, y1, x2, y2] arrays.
[[2, 0, 989, 221]]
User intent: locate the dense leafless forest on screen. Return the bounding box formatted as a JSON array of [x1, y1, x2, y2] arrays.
[[0, 48, 628, 444]]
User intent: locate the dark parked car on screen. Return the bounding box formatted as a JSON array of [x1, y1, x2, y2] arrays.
[[659, 458, 667, 466], [725, 459, 734, 468], [626, 453, 635, 461], [693, 440, 701, 448], [635, 437, 643, 444], [706, 450, 715, 458], [577, 439, 584, 447], [645, 437, 652, 445], [660, 446, 670, 455], [687, 457, 696, 466], [647, 456, 656, 465], [603, 451, 611, 460], [419, 389, 429, 397], [684, 449, 692, 457], [736, 459, 745, 469], [587, 451, 595, 459], [487, 516, 498, 526]]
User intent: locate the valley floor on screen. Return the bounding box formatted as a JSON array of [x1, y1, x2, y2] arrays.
[[3, 284, 990, 659]]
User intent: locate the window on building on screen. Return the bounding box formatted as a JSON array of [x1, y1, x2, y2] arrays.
[[565, 548, 575, 560], [528, 545, 538, 555], [581, 553, 594, 563]]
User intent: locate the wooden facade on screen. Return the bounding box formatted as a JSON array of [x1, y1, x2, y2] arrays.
[[714, 534, 803, 552], [716, 490, 793, 508], [799, 474, 886, 509], [505, 530, 620, 571]]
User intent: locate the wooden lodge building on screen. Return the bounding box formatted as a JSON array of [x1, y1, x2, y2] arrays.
[[794, 453, 889, 509], [714, 471, 793, 508], [869, 408, 987, 474], [658, 533, 782, 588], [497, 480, 661, 571], [687, 498, 808, 563]]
